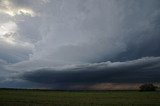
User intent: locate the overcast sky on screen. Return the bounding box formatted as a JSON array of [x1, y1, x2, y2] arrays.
[[0, 0, 160, 89]]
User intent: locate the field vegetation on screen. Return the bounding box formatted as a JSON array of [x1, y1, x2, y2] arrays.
[[0, 89, 160, 106]]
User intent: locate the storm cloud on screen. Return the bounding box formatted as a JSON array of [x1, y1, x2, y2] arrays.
[[0, 0, 160, 89], [29, 0, 160, 63], [21, 57, 160, 89]]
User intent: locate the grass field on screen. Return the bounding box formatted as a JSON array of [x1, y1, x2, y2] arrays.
[[0, 89, 160, 106]]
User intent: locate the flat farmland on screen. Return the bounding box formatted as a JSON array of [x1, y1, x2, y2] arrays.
[[0, 90, 160, 106]]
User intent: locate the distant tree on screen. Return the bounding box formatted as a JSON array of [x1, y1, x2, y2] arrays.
[[139, 83, 157, 91]]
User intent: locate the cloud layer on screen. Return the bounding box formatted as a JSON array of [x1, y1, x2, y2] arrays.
[[0, 0, 160, 89], [1, 0, 160, 64], [21, 57, 160, 89]]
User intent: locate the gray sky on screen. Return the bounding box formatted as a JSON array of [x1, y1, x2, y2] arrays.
[[0, 0, 160, 89]]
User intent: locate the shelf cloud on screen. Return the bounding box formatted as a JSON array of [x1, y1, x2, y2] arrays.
[[19, 57, 160, 89]]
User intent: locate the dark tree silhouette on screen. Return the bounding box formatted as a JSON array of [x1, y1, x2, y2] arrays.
[[139, 83, 157, 91]]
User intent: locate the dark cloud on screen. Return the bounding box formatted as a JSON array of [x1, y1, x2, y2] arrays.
[[115, 8, 160, 61], [0, 59, 11, 82], [21, 57, 160, 89]]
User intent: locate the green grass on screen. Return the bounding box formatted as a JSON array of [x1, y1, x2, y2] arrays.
[[0, 90, 160, 106]]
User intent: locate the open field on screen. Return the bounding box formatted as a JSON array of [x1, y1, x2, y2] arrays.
[[0, 89, 160, 106]]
